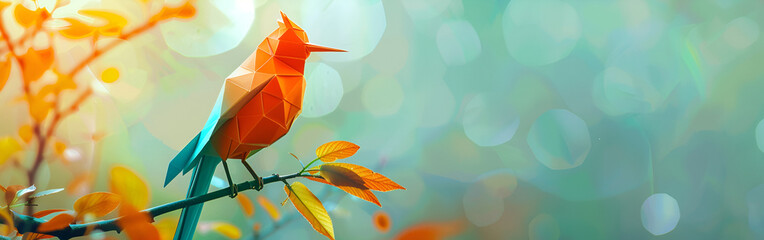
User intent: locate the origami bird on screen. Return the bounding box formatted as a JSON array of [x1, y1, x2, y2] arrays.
[[163, 12, 344, 240]]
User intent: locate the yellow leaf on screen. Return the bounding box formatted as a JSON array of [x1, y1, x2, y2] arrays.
[[317, 164, 380, 206], [0, 206, 13, 235], [0, 55, 11, 92], [37, 213, 74, 232], [78, 10, 127, 36], [109, 166, 150, 209], [53, 71, 77, 92], [0, 137, 22, 166], [54, 141, 66, 156], [284, 182, 334, 240], [101, 67, 119, 83], [315, 141, 359, 162], [256, 195, 280, 221], [73, 192, 121, 219], [59, 18, 95, 39], [14, 4, 39, 28], [211, 222, 241, 239], [155, 217, 178, 240], [236, 194, 254, 217], [319, 163, 405, 192], [18, 125, 33, 143]]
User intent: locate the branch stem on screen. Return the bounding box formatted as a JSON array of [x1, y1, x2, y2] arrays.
[[5, 172, 319, 239], [297, 158, 321, 175]]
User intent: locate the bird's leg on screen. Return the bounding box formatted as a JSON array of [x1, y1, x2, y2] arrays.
[[222, 160, 238, 198], [240, 159, 264, 191]]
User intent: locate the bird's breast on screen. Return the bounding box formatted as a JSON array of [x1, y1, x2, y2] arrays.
[[209, 75, 305, 160]]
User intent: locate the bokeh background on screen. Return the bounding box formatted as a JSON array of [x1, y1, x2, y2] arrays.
[[3, 0, 764, 239]]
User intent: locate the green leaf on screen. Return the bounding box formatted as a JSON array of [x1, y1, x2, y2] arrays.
[[31, 188, 64, 199], [13, 185, 36, 204]]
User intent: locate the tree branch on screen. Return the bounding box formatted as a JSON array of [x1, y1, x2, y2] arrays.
[[4, 172, 321, 240]]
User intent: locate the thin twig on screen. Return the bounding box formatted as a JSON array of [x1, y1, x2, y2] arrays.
[[67, 20, 158, 78], [3, 173, 321, 240]]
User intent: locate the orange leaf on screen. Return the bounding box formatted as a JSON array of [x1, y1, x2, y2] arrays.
[[109, 166, 150, 209], [236, 194, 254, 217], [321, 163, 405, 192], [54, 141, 67, 156], [305, 176, 330, 185], [18, 125, 33, 143], [37, 213, 74, 232], [59, 18, 95, 39], [25, 232, 55, 239], [33, 209, 68, 218], [256, 195, 280, 221], [14, 4, 39, 28], [315, 141, 359, 162], [155, 216, 178, 240], [78, 10, 127, 36], [393, 221, 465, 240], [372, 211, 391, 233], [117, 204, 160, 240], [4, 185, 24, 205], [317, 164, 380, 206], [0, 55, 11, 92], [100, 67, 119, 83], [122, 222, 160, 240], [155, 2, 195, 21], [284, 182, 334, 240], [73, 192, 121, 219], [66, 174, 91, 195], [20, 48, 54, 83], [28, 97, 52, 122], [210, 222, 241, 239], [176, 2, 196, 19]]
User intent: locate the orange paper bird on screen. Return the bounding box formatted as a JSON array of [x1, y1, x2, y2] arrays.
[[163, 12, 344, 240]]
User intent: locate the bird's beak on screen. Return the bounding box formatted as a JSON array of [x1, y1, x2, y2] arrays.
[[306, 43, 346, 52]]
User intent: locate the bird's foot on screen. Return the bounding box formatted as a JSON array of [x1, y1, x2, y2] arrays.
[[254, 176, 264, 191], [229, 184, 239, 198], [241, 159, 264, 191]]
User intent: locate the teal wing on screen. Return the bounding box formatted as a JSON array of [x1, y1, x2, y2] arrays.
[[164, 132, 201, 187], [164, 85, 226, 186], [184, 85, 225, 173]]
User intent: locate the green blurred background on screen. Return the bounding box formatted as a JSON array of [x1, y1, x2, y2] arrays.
[[3, 0, 764, 239]]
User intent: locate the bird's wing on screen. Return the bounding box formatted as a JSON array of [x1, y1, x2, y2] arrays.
[[182, 84, 226, 173], [164, 132, 201, 187]]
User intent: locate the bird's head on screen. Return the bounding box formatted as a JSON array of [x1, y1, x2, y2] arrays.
[[274, 12, 345, 59]]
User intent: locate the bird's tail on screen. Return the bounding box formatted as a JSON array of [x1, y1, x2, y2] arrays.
[[174, 156, 221, 240]]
